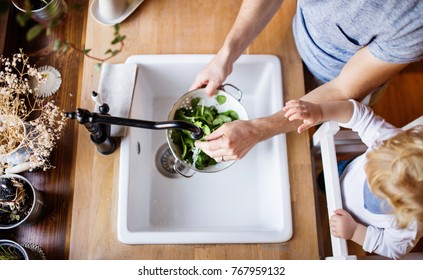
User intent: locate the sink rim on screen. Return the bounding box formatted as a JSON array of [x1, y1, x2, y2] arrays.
[[117, 54, 292, 244]]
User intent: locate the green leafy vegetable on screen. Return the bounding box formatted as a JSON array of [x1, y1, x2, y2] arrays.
[[171, 97, 239, 170], [215, 95, 227, 105]]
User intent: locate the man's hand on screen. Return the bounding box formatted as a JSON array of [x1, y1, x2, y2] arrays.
[[194, 119, 259, 161], [189, 54, 233, 96]]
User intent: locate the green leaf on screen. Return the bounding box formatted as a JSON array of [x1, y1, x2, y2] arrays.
[[53, 39, 62, 51], [111, 36, 120, 45], [16, 13, 31, 27], [171, 97, 240, 169], [215, 95, 226, 105], [46, 26, 51, 36], [104, 49, 112, 55], [212, 114, 232, 126], [222, 110, 239, 121], [26, 24, 44, 41], [201, 124, 211, 136], [114, 24, 120, 35], [83, 49, 91, 54], [61, 42, 69, 53], [94, 63, 102, 72], [111, 34, 126, 45], [190, 97, 201, 108], [49, 17, 60, 29]]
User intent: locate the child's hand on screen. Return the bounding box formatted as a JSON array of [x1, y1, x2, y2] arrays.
[[282, 100, 323, 133], [329, 209, 357, 240]]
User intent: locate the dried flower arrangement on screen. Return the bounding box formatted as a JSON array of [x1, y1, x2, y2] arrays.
[[0, 49, 66, 173]]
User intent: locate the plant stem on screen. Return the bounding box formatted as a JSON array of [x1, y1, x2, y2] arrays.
[[62, 39, 125, 63]]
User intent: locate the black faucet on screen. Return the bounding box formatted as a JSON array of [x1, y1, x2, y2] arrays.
[[65, 103, 116, 155], [65, 92, 204, 155]]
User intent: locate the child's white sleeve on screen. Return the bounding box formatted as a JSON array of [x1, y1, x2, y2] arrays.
[[338, 99, 400, 148], [363, 224, 419, 259]]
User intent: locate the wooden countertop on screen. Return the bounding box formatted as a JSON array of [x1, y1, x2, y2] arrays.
[[69, 0, 320, 259], [0, 1, 86, 259]]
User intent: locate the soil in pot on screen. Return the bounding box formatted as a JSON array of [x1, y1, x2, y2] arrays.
[[0, 175, 45, 228], [12, 0, 68, 27]]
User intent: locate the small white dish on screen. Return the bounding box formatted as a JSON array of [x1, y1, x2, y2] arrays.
[[35, 66, 62, 98], [90, 0, 144, 26]]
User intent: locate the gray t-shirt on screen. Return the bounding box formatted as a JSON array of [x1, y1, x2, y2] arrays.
[[293, 0, 423, 83]]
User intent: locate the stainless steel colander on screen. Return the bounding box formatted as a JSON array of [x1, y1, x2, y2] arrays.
[[167, 84, 249, 177]]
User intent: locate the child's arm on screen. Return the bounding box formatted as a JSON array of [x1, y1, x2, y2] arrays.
[[330, 209, 367, 246], [331, 209, 420, 259], [282, 100, 354, 133]]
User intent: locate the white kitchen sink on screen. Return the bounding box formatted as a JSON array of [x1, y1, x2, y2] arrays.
[[118, 54, 292, 244]]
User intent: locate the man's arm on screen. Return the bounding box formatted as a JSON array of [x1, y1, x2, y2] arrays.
[[195, 29, 410, 160], [190, 0, 284, 95], [250, 46, 409, 137], [302, 46, 408, 103]]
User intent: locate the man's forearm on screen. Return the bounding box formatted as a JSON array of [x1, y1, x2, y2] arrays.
[[219, 0, 284, 66], [254, 98, 353, 139], [250, 111, 302, 140], [301, 46, 409, 104]]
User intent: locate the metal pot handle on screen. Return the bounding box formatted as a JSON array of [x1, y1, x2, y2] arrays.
[[219, 83, 242, 101], [173, 159, 196, 178]]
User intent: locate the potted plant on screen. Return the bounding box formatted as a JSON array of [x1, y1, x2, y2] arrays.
[[0, 49, 67, 174], [1, 1, 127, 71], [11, 0, 67, 27], [0, 239, 45, 259], [0, 173, 45, 229]]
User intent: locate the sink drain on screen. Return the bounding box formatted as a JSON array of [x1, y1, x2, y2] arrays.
[[155, 144, 179, 178]]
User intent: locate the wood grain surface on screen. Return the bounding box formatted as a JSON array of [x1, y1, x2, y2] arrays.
[[69, 0, 320, 259], [3, 0, 421, 260], [0, 0, 87, 260]]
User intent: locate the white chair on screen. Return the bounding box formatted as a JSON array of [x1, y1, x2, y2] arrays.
[[312, 121, 357, 260], [312, 115, 423, 260]]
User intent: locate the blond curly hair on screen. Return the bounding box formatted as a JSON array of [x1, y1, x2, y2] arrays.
[[365, 125, 423, 229]]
